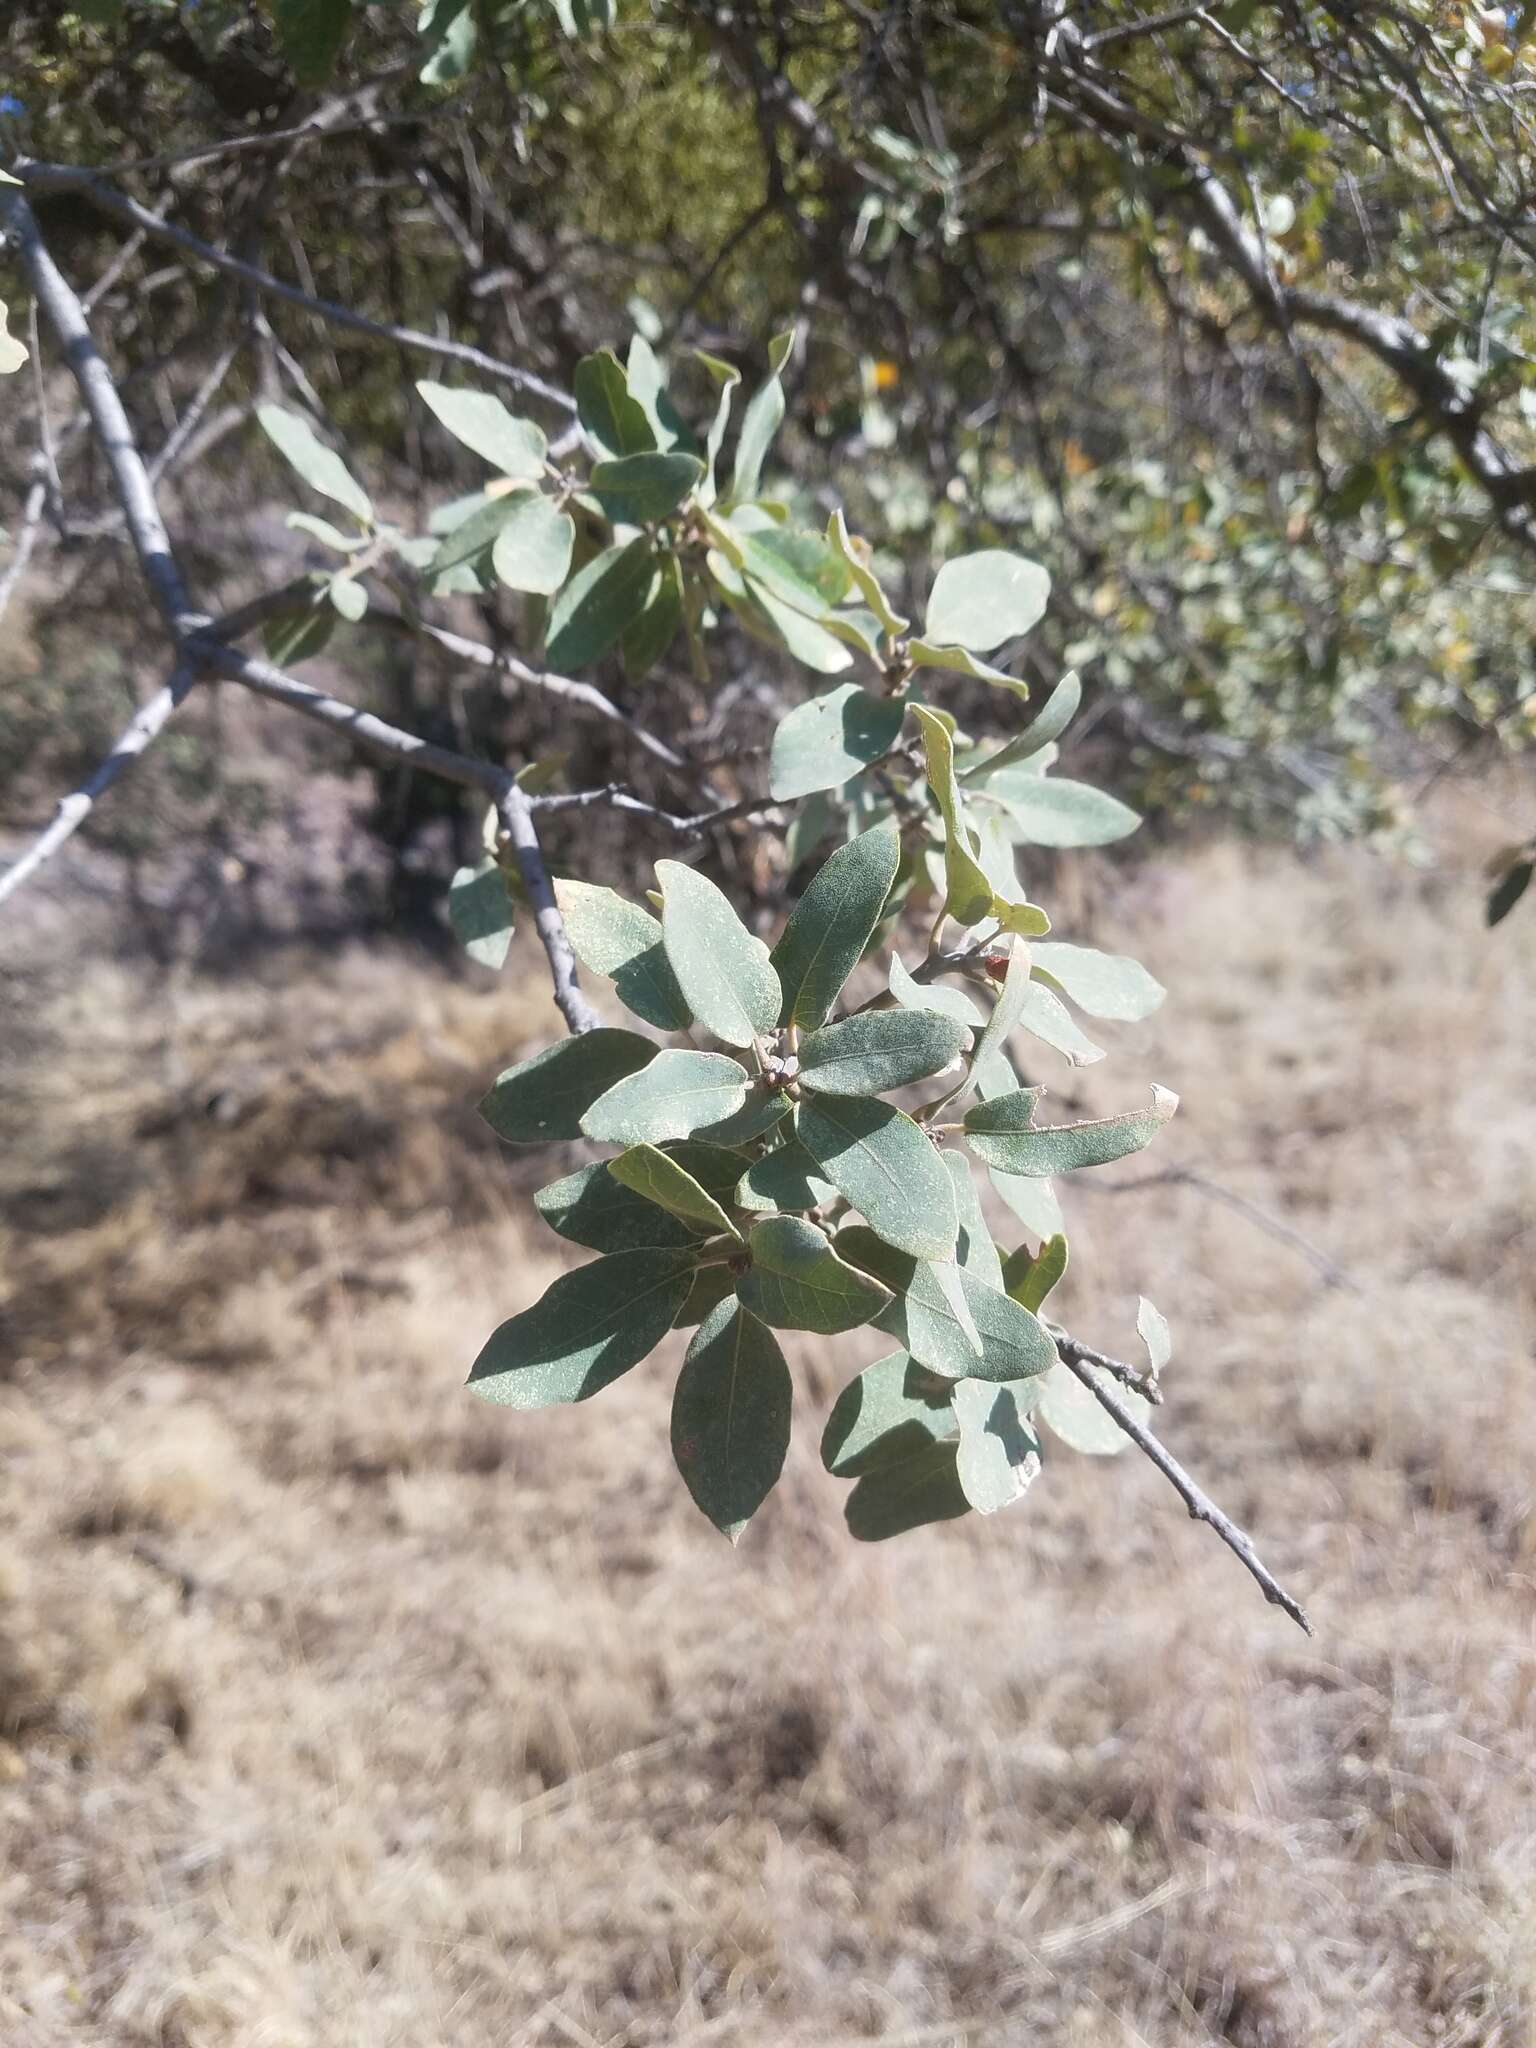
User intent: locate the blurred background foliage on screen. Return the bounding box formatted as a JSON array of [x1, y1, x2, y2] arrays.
[[4, 0, 1536, 928]]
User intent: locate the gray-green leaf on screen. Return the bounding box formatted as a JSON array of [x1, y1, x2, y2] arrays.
[[798, 1009, 970, 1097], [769, 686, 906, 801], [448, 859, 515, 968], [978, 774, 1140, 848], [925, 548, 1050, 653], [736, 1140, 837, 1214], [770, 820, 900, 1030], [954, 1380, 1043, 1514], [737, 1216, 890, 1333], [657, 860, 781, 1049], [671, 1299, 792, 1541], [546, 538, 656, 670], [888, 955, 985, 1028], [797, 1096, 957, 1261], [943, 1150, 1003, 1289], [729, 329, 793, 503], [1036, 1361, 1147, 1455], [839, 1227, 1057, 1383], [845, 1438, 970, 1541], [480, 1029, 655, 1142], [580, 1048, 750, 1144], [553, 879, 691, 1031], [963, 1086, 1178, 1176], [590, 452, 704, 523], [491, 494, 576, 595], [534, 1160, 703, 1253], [257, 405, 372, 524], [608, 1144, 741, 1239], [1029, 941, 1165, 1021], [574, 348, 656, 459], [821, 1352, 956, 1478], [416, 380, 547, 479], [469, 1248, 696, 1408]]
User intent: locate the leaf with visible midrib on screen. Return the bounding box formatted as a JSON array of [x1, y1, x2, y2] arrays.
[[736, 1216, 890, 1333], [417, 380, 547, 479], [480, 1029, 655, 1143], [257, 405, 372, 524], [838, 1227, 1057, 1383], [769, 686, 906, 801], [671, 1299, 792, 1541], [575, 348, 656, 458], [770, 821, 901, 1029], [657, 861, 781, 1049], [797, 1095, 957, 1261], [608, 1144, 740, 1239], [580, 1048, 750, 1145], [821, 1352, 956, 1478], [554, 880, 691, 1031], [469, 1248, 697, 1408], [534, 1161, 702, 1253], [798, 1008, 970, 1097], [963, 1086, 1178, 1176], [546, 539, 656, 670]]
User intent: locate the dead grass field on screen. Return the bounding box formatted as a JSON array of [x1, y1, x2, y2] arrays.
[[2, 793, 1534, 2048]]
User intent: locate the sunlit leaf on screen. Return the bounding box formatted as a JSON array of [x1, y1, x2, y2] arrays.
[[480, 1029, 655, 1143], [469, 1249, 696, 1408], [671, 1299, 792, 1540]]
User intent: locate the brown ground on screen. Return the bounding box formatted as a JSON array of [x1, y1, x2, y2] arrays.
[[1, 788, 1534, 2048]]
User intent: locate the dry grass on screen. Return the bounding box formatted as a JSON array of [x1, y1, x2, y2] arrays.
[[2, 786, 1535, 2048]]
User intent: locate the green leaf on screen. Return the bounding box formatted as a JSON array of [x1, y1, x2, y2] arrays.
[[480, 1029, 655, 1143], [580, 1048, 750, 1144], [943, 1150, 1003, 1290], [673, 1263, 737, 1330], [692, 1089, 791, 1147], [908, 639, 1029, 701], [911, 705, 994, 927], [770, 821, 901, 1030], [622, 554, 683, 680], [657, 860, 781, 1049], [978, 775, 1140, 848], [845, 1438, 970, 1541], [925, 548, 1050, 653], [1029, 942, 1165, 1021], [274, 0, 352, 85], [1488, 856, 1533, 926], [965, 935, 1034, 1107], [329, 572, 367, 620], [608, 1144, 741, 1239], [429, 491, 524, 579], [262, 597, 334, 666], [888, 955, 985, 1028], [1037, 1361, 1147, 1455], [671, 1300, 792, 1541], [417, 0, 476, 80], [468, 1249, 696, 1408], [953, 1380, 1043, 1514], [545, 537, 656, 670], [534, 1161, 703, 1253], [590, 452, 704, 524], [696, 350, 741, 504], [738, 574, 854, 674], [737, 527, 852, 614], [736, 1140, 837, 1214], [961, 672, 1082, 782], [625, 334, 696, 454], [574, 348, 656, 459], [729, 328, 793, 502], [1137, 1295, 1172, 1374], [839, 1227, 1057, 1383], [964, 1085, 1178, 1175], [416, 381, 546, 479], [989, 1169, 1064, 1241], [798, 1009, 971, 1097], [769, 687, 906, 801], [287, 511, 358, 552], [491, 495, 575, 595], [257, 405, 372, 524], [1001, 1232, 1067, 1313], [1011, 978, 1105, 1067], [553, 879, 691, 1031], [827, 508, 909, 637], [821, 1353, 955, 1478], [448, 859, 514, 968], [798, 1096, 957, 1261], [737, 1216, 890, 1334]]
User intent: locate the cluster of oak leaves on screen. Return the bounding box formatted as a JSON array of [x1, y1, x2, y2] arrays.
[[241, 331, 1178, 1543], [467, 824, 1177, 1544]]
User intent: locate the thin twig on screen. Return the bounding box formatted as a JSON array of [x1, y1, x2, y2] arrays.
[[1056, 1344, 1313, 1634], [1073, 1163, 1361, 1294], [11, 159, 576, 415], [1051, 1329, 1162, 1405]]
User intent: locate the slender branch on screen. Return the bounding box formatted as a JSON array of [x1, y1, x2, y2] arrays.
[[1050, 1329, 1163, 1405], [10, 159, 576, 416], [1056, 1343, 1313, 1634], [0, 666, 197, 908], [1072, 1163, 1362, 1294], [527, 784, 787, 838]]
